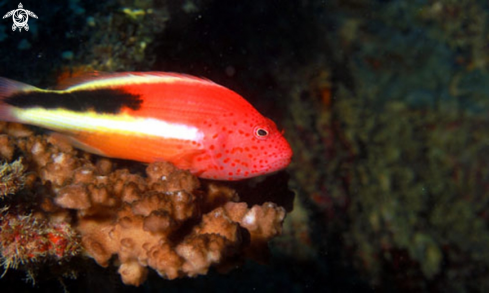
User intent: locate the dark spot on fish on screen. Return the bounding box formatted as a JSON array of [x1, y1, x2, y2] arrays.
[[6, 89, 142, 113]]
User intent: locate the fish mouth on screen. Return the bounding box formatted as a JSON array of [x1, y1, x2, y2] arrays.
[[275, 156, 292, 170], [254, 156, 291, 178], [269, 149, 293, 172]]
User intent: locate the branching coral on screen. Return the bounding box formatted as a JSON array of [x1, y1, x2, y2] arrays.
[[71, 162, 285, 285], [0, 122, 288, 286]]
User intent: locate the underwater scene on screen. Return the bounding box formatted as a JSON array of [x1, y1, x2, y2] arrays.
[[0, 0, 487, 292]]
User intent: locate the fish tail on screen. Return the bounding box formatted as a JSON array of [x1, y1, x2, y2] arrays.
[[0, 77, 38, 122]]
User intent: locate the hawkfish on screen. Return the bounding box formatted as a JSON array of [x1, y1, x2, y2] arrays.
[[0, 72, 292, 180]]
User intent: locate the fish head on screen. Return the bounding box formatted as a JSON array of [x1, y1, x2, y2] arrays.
[[201, 113, 293, 180]]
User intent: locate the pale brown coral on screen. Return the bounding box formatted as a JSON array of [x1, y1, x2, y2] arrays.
[[0, 122, 288, 286], [0, 135, 15, 161], [73, 164, 285, 285]]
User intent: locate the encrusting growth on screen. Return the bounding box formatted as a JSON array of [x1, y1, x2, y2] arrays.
[[0, 209, 80, 272], [0, 122, 287, 286], [0, 159, 26, 198]]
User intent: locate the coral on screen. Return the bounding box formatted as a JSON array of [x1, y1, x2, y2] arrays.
[[69, 163, 285, 285], [0, 122, 287, 286]]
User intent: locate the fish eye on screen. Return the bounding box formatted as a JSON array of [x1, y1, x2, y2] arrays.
[[254, 126, 269, 139]]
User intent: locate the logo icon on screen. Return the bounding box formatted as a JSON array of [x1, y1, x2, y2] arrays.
[[2, 3, 38, 32]]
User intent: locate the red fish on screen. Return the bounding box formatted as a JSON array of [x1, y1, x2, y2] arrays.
[[0, 72, 292, 180]]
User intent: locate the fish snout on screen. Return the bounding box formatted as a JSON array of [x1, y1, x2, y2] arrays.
[[270, 143, 293, 172]]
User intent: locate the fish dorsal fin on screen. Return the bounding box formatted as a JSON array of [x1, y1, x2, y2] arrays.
[[55, 71, 219, 91], [55, 69, 102, 90]]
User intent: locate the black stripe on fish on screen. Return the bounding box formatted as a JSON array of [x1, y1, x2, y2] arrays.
[[5, 89, 142, 113]]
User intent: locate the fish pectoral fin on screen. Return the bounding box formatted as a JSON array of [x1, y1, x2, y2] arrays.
[[156, 149, 206, 173], [50, 133, 107, 156]]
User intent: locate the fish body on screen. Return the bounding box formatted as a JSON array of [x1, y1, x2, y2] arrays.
[[0, 72, 292, 180]]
